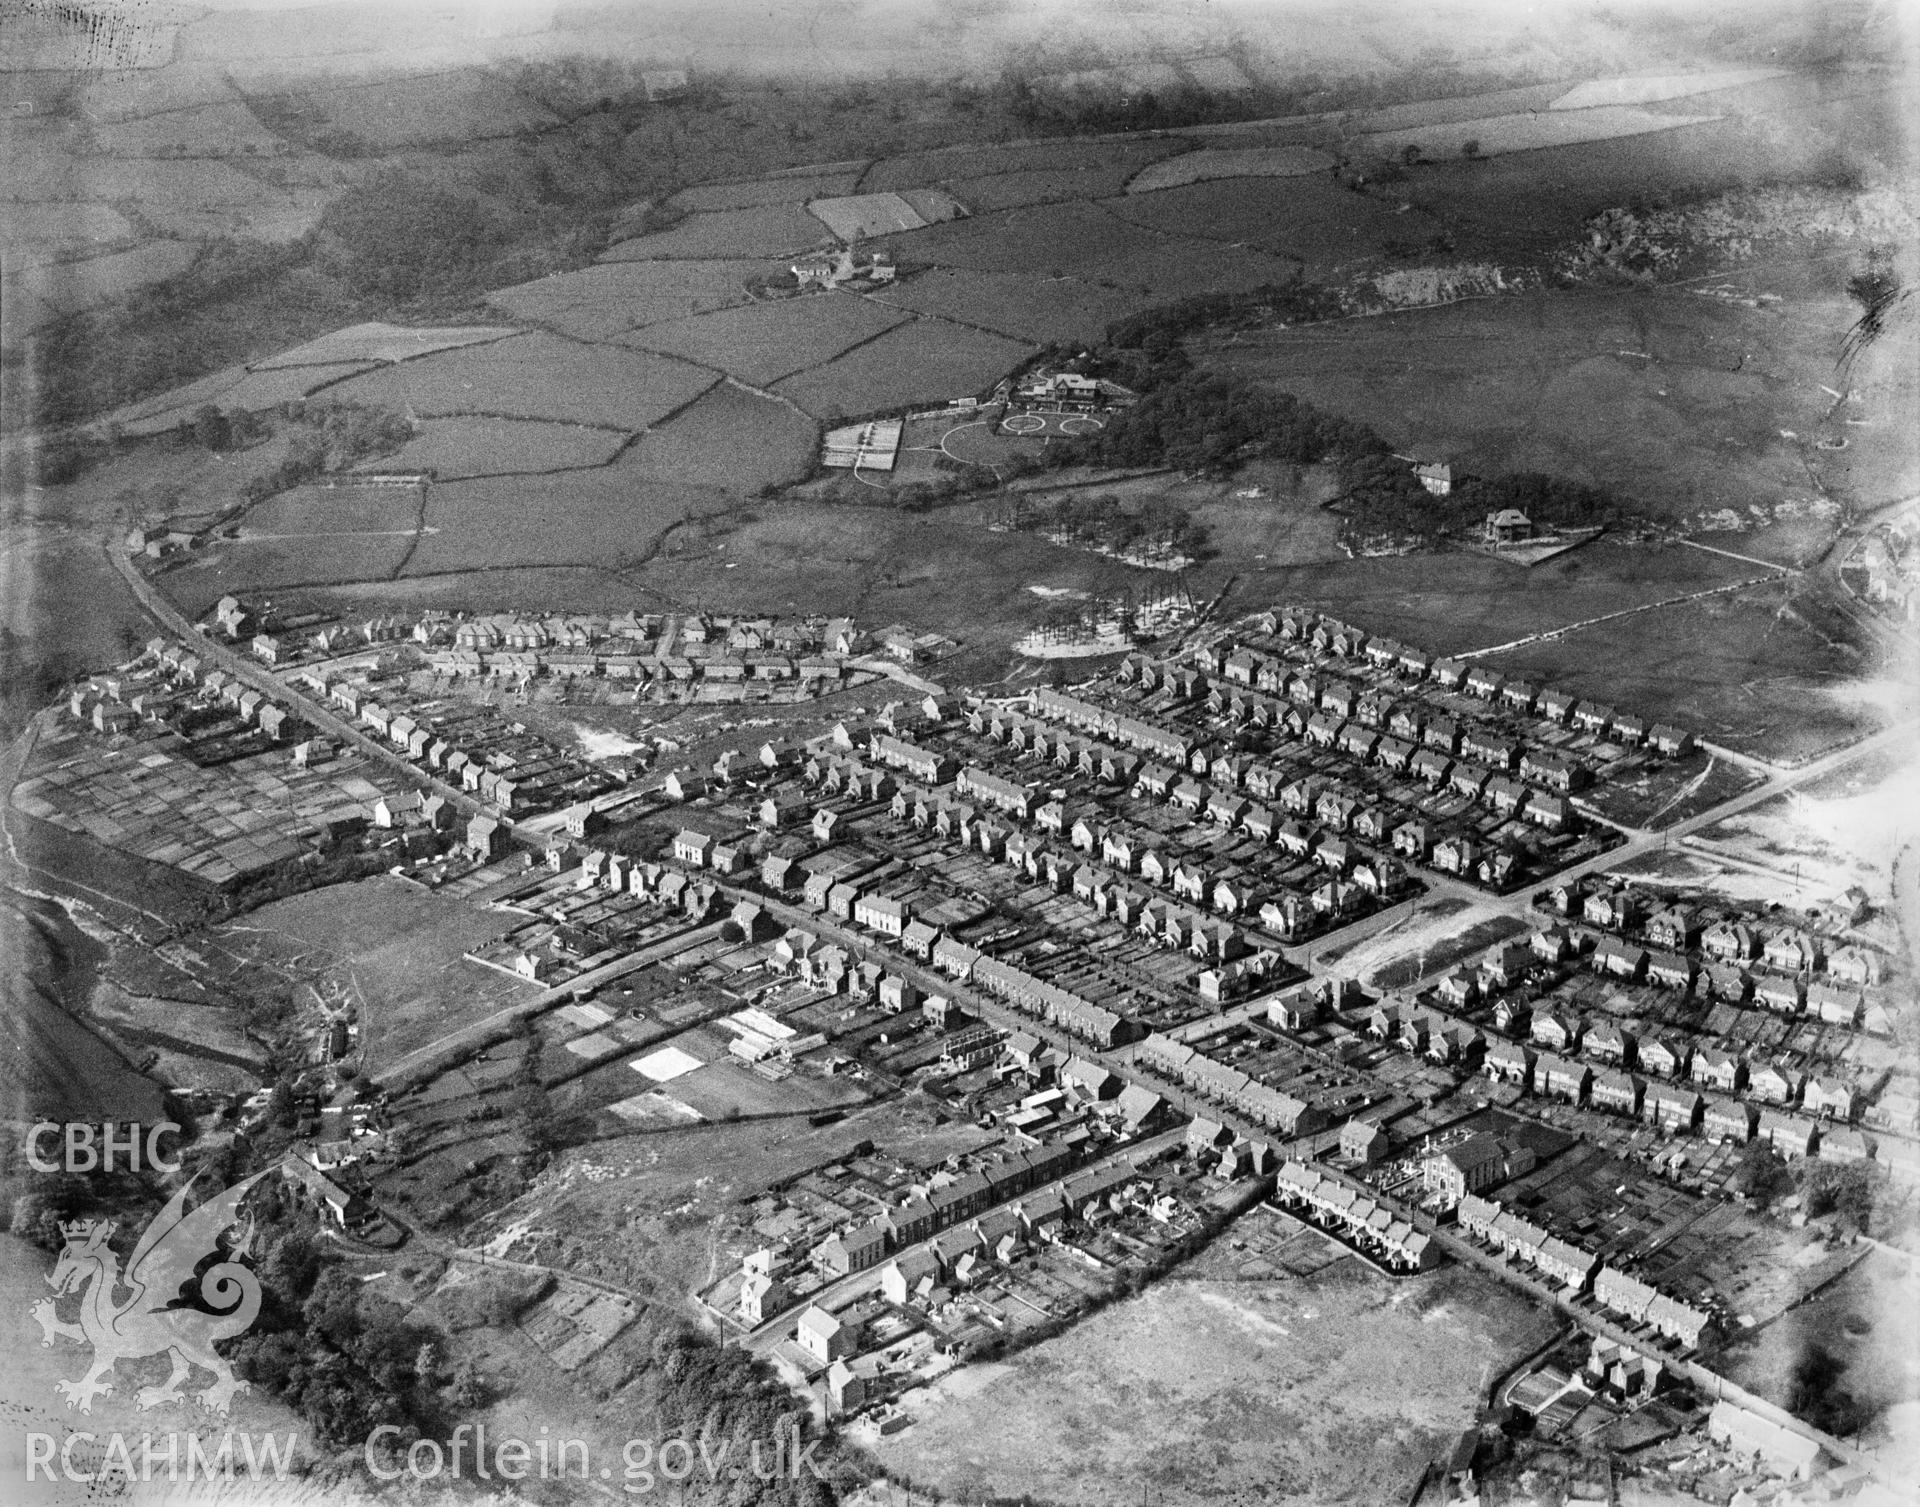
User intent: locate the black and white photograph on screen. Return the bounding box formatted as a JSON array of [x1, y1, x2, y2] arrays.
[[1, 2, 1917, 1503]]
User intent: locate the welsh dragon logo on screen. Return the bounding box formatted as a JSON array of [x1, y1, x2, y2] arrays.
[[32, 1171, 268, 1416]]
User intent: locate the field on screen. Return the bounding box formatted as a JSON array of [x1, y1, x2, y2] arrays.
[[620, 291, 909, 386], [449, 1101, 1000, 1308], [599, 203, 829, 261], [402, 467, 738, 577], [325, 332, 718, 429], [250, 320, 520, 369], [1106, 176, 1446, 269], [16, 241, 201, 319], [103, 357, 380, 434], [236, 480, 421, 536], [1126, 144, 1337, 193], [250, 70, 562, 149], [1480, 577, 1904, 763], [808, 189, 969, 241], [891, 199, 1297, 293], [666, 169, 865, 213], [86, 99, 285, 157], [1548, 69, 1792, 110], [1389, 73, 1908, 261], [484, 259, 775, 340], [1250, 537, 1759, 654], [861, 138, 1188, 192], [942, 165, 1143, 212], [772, 317, 1034, 420], [872, 267, 1155, 347], [364, 416, 631, 479], [1358, 105, 1723, 162], [166, 529, 417, 591], [1710, 1247, 1920, 1444], [221, 875, 529, 1072], [871, 1249, 1559, 1507], [1, 154, 275, 207], [621, 382, 819, 492], [1201, 285, 1915, 526], [0, 200, 136, 257]]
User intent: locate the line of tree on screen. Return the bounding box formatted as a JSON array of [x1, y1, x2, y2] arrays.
[[990, 491, 1209, 562]]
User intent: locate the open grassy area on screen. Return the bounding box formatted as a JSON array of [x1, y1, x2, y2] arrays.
[[600, 203, 829, 261], [872, 1245, 1559, 1507], [484, 259, 776, 341], [325, 332, 718, 430], [1105, 176, 1447, 270], [621, 291, 909, 387], [622, 381, 818, 492], [1201, 283, 1915, 527], [1710, 1246, 1920, 1444], [1480, 575, 1907, 762], [873, 267, 1155, 347], [223, 874, 530, 1073], [895, 199, 1300, 294], [772, 317, 1035, 420], [404, 466, 738, 577], [449, 1100, 996, 1300], [364, 415, 632, 479]]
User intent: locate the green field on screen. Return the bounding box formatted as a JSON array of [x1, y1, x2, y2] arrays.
[[326, 332, 718, 429], [403, 467, 738, 577], [874, 266, 1156, 347], [484, 260, 774, 341], [873, 1250, 1559, 1507], [221, 875, 530, 1073], [1201, 285, 1916, 526], [772, 316, 1034, 419], [1105, 176, 1448, 269], [621, 290, 909, 386], [237, 481, 420, 535], [365, 416, 631, 479], [892, 199, 1299, 293], [861, 137, 1188, 192], [622, 381, 819, 491], [667, 169, 865, 212], [600, 203, 828, 261], [942, 164, 1142, 211]]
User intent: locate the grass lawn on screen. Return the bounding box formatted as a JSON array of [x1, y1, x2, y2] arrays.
[[872, 1252, 1558, 1507], [225, 875, 531, 1073]]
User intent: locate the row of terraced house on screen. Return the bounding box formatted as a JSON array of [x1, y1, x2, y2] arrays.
[[1456, 1193, 1714, 1350]]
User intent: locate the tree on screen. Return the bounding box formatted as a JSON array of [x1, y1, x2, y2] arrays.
[[1734, 1143, 1794, 1208], [449, 1360, 488, 1409], [316, 170, 507, 301], [1400, 143, 1423, 165], [1461, 138, 1481, 159], [191, 404, 232, 450], [260, 1228, 322, 1302]]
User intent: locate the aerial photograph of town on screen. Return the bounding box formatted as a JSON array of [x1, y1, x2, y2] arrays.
[[0, 0, 1916, 1504]]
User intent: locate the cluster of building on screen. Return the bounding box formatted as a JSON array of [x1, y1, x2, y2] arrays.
[[241, 601, 906, 700], [1538, 884, 1904, 1034], [1355, 918, 1913, 1177], [11, 641, 412, 887], [1009, 369, 1138, 412], [1456, 1193, 1713, 1348], [1841, 506, 1918, 624], [1272, 1159, 1436, 1273]]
